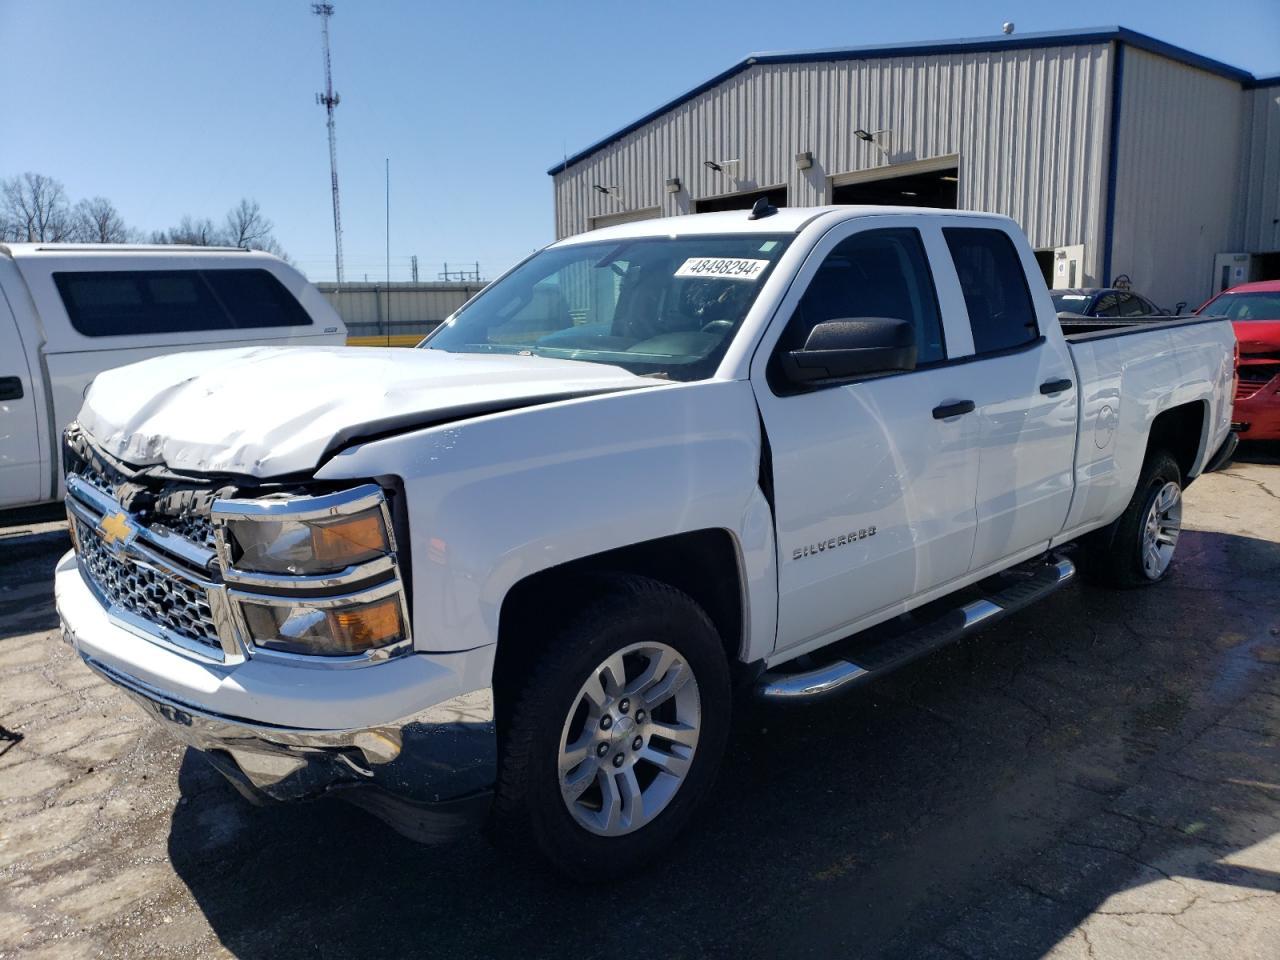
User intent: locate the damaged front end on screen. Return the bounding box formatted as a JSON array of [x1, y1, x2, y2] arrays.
[[58, 423, 496, 842]]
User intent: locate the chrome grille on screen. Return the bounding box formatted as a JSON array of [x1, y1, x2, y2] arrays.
[[73, 516, 221, 652], [75, 459, 122, 499], [153, 513, 217, 550]]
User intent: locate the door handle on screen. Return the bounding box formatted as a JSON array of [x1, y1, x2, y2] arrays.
[[0, 377, 23, 401], [932, 400, 975, 420], [1039, 378, 1073, 395]]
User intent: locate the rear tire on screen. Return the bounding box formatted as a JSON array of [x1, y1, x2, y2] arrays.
[[1082, 451, 1183, 588], [492, 575, 731, 879]]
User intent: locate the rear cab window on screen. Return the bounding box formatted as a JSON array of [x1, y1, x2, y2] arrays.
[[53, 269, 312, 337], [943, 228, 1039, 353]]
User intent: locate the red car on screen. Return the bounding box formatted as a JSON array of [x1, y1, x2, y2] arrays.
[[1198, 280, 1280, 440]]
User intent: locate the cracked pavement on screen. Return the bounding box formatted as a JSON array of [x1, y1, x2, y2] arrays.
[[1, 448, 1278, 959]]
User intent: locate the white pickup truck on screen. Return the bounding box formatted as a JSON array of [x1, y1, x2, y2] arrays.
[[54, 205, 1237, 877], [0, 243, 346, 511]]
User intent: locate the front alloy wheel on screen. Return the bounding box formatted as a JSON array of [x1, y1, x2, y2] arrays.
[[493, 575, 731, 878], [558, 642, 700, 836]]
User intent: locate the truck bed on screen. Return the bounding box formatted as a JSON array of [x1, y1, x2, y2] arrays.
[[1059, 314, 1218, 342]]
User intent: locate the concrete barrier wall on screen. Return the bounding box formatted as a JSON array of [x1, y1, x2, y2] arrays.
[[315, 281, 487, 343]]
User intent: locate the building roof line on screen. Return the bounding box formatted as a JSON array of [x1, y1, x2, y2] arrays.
[[547, 25, 1270, 176]]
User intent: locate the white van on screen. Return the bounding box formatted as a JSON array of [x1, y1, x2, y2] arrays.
[[0, 244, 346, 510]]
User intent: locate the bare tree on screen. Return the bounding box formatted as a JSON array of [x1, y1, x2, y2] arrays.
[[71, 196, 130, 243], [223, 198, 286, 257], [150, 215, 224, 246], [1, 172, 75, 242]]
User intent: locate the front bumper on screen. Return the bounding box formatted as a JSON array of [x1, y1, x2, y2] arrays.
[[56, 551, 496, 842], [1232, 385, 1280, 441]]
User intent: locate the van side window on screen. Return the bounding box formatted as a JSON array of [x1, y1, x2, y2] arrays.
[[943, 228, 1039, 353], [53, 269, 312, 337], [780, 228, 945, 364]]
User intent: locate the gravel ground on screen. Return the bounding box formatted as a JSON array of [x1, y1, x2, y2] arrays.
[[1, 451, 1278, 959]]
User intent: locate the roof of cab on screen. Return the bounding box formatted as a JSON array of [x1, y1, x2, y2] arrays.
[[552, 204, 1009, 246], [0, 243, 264, 259]]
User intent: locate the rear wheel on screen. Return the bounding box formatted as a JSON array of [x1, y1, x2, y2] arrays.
[[1083, 451, 1183, 587], [493, 575, 731, 878]]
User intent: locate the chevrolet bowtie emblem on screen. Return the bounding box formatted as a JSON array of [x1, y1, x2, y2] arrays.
[[98, 511, 137, 548]]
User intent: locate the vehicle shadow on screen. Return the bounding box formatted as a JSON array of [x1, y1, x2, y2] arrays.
[[167, 528, 1280, 959], [1234, 439, 1280, 465], [0, 523, 70, 641]]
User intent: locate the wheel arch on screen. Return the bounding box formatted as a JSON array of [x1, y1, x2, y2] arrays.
[[493, 529, 748, 729], [1145, 399, 1209, 485]]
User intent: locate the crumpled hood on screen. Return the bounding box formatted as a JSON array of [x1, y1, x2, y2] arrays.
[[79, 345, 652, 477]]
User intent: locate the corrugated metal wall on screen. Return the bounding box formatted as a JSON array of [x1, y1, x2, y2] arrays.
[[1110, 48, 1246, 310], [554, 44, 1113, 283], [1237, 82, 1280, 256], [315, 282, 486, 338]]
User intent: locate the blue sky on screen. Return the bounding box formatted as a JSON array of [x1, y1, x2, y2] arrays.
[[2, 0, 1277, 282]]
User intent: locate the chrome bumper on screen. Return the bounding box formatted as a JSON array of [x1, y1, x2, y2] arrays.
[[77, 652, 496, 843]]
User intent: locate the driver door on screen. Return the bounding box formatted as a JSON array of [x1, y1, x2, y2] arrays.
[[752, 219, 982, 658]]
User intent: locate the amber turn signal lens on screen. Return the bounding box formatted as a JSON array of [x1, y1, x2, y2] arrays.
[[328, 597, 403, 650], [310, 510, 389, 566]]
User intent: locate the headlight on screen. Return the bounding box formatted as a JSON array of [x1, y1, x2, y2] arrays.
[[240, 593, 406, 657], [212, 484, 412, 661], [226, 506, 389, 575]]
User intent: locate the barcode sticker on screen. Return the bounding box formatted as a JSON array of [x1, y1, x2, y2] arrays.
[[674, 258, 770, 281]]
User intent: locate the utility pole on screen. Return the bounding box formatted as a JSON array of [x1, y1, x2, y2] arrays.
[[411, 255, 419, 282], [385, 157, 391, 346], [313, 3, 344, 283]]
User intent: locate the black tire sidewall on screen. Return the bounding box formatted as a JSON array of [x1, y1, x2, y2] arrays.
[[506, 580, 731, 877]]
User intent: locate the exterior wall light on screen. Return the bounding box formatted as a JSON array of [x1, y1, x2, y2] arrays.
[[592, 185, 625, 208], [795, 151, 813, 171], [665, 177, 681, 193]]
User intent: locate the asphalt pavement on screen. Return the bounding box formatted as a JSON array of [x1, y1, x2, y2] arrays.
[[1, 448, 1278, 959]]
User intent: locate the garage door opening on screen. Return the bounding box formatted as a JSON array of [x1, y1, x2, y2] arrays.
[[589, 206, 661, 230], [832, 166, 958, 208], [1253, 252, 1280, 282], [694, 186, 788, 214], [1034, 250, 1055, 286]]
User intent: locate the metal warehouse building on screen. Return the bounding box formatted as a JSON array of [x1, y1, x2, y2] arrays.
[[549, 26, 1279, 310]]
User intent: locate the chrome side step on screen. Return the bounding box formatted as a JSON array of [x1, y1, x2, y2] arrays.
[[755, 555, 1075, 704]]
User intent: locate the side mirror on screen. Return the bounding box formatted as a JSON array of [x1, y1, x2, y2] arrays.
[[781, 317, 916, 386], [1174, 301, 1187, 315]]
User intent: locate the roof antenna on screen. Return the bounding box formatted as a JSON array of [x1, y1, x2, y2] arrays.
[[748, 195, 777, 220]]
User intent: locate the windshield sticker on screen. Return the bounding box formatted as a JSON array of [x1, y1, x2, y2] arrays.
[[759, 240, 778, 252], [675, 257, 770, 281]]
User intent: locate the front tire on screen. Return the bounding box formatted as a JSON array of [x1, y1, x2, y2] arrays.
[[493, 575, 731, 878], [1083, 451, 1184, 588]]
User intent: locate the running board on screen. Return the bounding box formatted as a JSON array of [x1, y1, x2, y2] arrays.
[[755, 555, 1075, 703]]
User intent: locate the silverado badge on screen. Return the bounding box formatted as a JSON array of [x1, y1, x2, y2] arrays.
[[98, 511, 138, 552], [793, 526, 876, 561]]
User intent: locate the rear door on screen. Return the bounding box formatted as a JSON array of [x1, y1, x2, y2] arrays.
[[0, 284, 43, 508], [939, 225, 1078, 572], [753, 218, 982, 657]]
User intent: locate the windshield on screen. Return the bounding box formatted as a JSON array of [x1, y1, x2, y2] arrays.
[[422, 234, 793, 380], [1051, 292, 1093, 313], [1198, 291, 1280, 321]]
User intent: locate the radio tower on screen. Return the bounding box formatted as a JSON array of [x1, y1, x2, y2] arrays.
[[313, 3, 344, 283]]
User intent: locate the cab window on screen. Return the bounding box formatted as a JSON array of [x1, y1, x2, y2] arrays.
[[944, 228, 1039, 353], [779, 228, 945, 364], [54, 269, 312, 337]]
